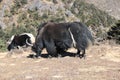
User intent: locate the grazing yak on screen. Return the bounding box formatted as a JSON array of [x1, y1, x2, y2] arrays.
[[7, 33, 35, 51], [32, 22, 94, 58]]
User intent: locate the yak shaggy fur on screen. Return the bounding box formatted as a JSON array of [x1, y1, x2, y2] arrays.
[[32, 22, 94, 58]]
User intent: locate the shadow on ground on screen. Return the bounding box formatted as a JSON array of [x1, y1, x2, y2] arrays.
[[27, 52, 77, 58]]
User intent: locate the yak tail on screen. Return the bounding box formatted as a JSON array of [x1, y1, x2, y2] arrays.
[[85, 25, 94, 45], [69, 22, 94, 50], [26, 39, 33, 46], [79, 22, 94, 46]]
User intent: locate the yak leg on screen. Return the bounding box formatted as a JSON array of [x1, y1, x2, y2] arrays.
[[76, 49, 86, 59], [35, 50, 42, 58], [80, 49, 86, 59], [34, 44, 42, 58], [46, 45, 57, 58], [56, 47, 66, 57], [76, 49, 81, 57], [32, 45, 42, 58], [45, 39, 58, 58]]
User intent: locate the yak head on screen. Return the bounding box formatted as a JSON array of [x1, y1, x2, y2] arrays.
[[32, 43, 39, 53], [7, 42, 19, 51], [31, 30, 44, 56], [31, 39, 44, 57], [7, 35, 18, 51]]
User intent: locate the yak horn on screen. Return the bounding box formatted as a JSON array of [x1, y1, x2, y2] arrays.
[[26, 39, 33, 46]]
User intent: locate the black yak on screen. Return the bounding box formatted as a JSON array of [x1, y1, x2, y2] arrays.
[[32, 22, 94, 58], [7, 33, 35, 51]]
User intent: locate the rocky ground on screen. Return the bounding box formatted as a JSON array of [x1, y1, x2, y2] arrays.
[[0, 42, 120, 80]]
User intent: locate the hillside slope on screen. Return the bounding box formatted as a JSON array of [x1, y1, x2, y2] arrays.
[[85, 0, 120, 20], [0, 0, 117, 51], [0, 0, 116, 29]]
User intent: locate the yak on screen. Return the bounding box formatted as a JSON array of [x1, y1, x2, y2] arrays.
[[7, 33, 35, 51], [32, 22, 94, 58]]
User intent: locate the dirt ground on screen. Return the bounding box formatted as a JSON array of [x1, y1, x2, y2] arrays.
[[0, 43, 120, 80]]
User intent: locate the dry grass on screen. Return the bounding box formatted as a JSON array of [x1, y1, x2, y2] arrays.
[[0, 43, 120, 80]]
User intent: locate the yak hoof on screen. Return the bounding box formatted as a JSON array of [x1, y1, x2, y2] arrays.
[[80, 54, 86, 59], [27, 54, 41, 59]]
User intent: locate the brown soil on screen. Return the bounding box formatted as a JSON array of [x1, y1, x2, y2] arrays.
[[0, 43, 120, 80]]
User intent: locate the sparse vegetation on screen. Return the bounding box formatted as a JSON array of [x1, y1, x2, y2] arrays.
[[0, 30, 7, 51], [0, 0, 118, 51], [107, 20, 120, 44], [71, 0, 116, 27], [10, 0, 27, 15], [70, 0, 116, 39]]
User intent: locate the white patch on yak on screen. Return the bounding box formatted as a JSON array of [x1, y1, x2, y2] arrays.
[[26, 39, 33, 46], [68, 28, 76, 47], [20, 33, 35, 44], [7, 33, 35, 46], [7, 35, 15, 45]]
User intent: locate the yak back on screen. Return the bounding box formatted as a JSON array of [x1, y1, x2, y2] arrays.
[[37, 22, 73, 50], [13, 34, 30, 46], [36, 21, 94, 50], [42, 22, 71, 41]]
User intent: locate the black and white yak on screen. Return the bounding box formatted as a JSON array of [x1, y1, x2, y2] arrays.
[[32, 22, 94, 58], [7, 33, 35, 51]]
